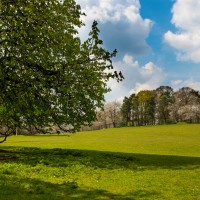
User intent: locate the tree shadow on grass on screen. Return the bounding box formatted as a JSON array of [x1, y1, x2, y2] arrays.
[[1, 146, 200, 171], [0, 175, 160, 200], [1, 147, 200, 199]]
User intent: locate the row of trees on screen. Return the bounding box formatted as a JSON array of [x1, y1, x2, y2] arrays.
[[121, 86, 200, 126], [92, 86, 200, 129]]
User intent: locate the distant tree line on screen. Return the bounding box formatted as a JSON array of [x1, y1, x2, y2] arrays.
[[121, 86, 200, 126], [92, 86, 200, 130]]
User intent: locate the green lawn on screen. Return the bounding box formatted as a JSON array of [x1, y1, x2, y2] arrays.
[[0, 124, 200, 199]]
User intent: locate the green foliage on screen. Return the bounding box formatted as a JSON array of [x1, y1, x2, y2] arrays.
[[1, 124, 200, 199], [0, 0, 123, 140], [121, 97, 131, 126], [137, 90, 156, 125], [155, 86, 174, 124], [121, 85, 200, 127]]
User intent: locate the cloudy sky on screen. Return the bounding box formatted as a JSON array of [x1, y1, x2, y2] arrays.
[[76, 0, 200, 102]]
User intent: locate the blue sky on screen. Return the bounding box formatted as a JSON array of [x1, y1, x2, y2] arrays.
[[77, 0, 200, 102]]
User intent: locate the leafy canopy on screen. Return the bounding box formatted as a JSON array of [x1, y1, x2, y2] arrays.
[[0, 0, 123, 142]]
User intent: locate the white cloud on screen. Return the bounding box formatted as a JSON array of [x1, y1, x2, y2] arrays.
[[164, 0, 200, 63], [75, 0, 164, 101], [77, 0, 142, 24], [77, 0, 152, 55], [170, 0, 200, 31], [131, 62, 165, 94], [105, 54, 166, 101], [171, 79, 200, 91]]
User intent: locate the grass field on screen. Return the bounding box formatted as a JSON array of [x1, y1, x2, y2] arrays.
[[0, 124, 200, 199]]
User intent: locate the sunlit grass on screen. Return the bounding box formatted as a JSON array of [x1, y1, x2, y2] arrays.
[[0, 124, 200, 199]]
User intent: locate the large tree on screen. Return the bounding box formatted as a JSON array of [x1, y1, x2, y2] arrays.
[[0, 0, 123, 143]]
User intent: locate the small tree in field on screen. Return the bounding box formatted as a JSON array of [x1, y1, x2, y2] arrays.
[[0, 0, 123, 143]]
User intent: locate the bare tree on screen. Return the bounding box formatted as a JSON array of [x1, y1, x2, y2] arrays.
[[105, 101, 122, 127]]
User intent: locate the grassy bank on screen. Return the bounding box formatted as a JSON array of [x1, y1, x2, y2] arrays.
[[0, 124, 200, 199]]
